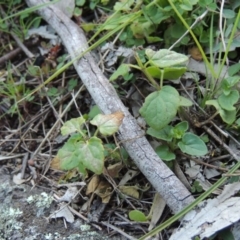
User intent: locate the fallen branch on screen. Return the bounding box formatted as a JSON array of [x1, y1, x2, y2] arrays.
[[26, 0, 194, 213]]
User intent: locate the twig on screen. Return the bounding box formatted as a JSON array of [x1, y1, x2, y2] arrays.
[[202, 125, 239, 160], [68, 205, 102, 231], [26, 0, 194, 214], [179, 151, 229, 172], [169, 10, 208, 50], [0, 5, 34, 58], [20, 152, 29, 179], [10, 33, 34, 58], [32, 85, 85, 156], [0, 47, 22, 65], [101, 221, 137, 240]]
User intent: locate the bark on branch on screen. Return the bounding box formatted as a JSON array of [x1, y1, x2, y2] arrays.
[[26, 0, 194, 213]]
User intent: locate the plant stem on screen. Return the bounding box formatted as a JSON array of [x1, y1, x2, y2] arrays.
[[167, 0, 217, 80], [134, 53, 160, 90], [217, 9, 240, 81]]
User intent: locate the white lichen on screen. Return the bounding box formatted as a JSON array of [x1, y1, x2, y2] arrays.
[[27, 192, 53, 208], [80, 224, 91, 231]]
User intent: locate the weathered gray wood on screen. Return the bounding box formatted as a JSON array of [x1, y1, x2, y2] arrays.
[[26, 0, 194, 213]]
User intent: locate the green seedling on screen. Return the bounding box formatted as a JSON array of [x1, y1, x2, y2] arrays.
[[191, 180, 203, 193], [56, 111, 124, 176], [148, 121, 208, 161], [206, 75, 240, 125]]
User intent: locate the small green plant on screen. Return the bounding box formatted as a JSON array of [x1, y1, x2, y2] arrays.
[[191, 180, 203, 193], [129, 209, 148, 222], [111, 48, 207, 159], [148, 121, 208, 161], [206, 73, 240, 125], [55, 111, 124, 176], [0, 64, 34, 118]]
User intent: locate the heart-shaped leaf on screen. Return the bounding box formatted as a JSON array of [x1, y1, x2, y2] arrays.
[[61, 117, 86, 136], [218, 90, 239, 111], [147, 126, 173, 141], [110, 64, 130, 81], [155, 144, 176, 161], [178, 133, 208, 156], [140, 86, 180, 130], [57, 137, 104, 174], [90, 111, 124, 135], [129, 210, 148, 222], [146, 49, 188, 68], [206, 100, 236, 124]]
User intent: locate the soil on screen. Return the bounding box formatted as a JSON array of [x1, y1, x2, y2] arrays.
[[0, 167, 124, 240]]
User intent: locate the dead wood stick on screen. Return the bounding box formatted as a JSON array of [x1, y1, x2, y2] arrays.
[[26, 0, 194, 213]]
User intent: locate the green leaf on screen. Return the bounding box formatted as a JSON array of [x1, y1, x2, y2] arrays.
[[74, 7, 82, 16], [155, 144, 176, 161], [104, 143, 129, 161], [142, 4, 170, 25], [191, 180, 203, 193], [129, 210, 148, 222], [218, 90, 239, 111], [223, 76, 240, 90], [79, 137, 104, 174], [178, 133, 208, 156], [76, 0, 85, 6], [146, 49, 188, 68], [114, 0, 134, 11], [179, 96, 193, 106], [90, 111, 124, 135], [57, 139, 83, 170], [57, 137, 104, 174], [146, 36, 162, 43], [179, 1, 194, 11], [47, 87, 58, 97], [172, 121, 188, 139], [146, 66, 161, 78], [228, 63, 240, 76], [67, 78, 78, 91], [110, 64, 130, 81], [162, 67, 187, 79], [61, 117, 86, 136], [88, 105, 101, 120], [206, 100, 236, 124], [223, 9, 236, 19], [146, 66, 187, 79], [147, 125, 173, 141], [236, 118, 240, 127], [220, 109, 236, 125], [139, 86, 180, 130]]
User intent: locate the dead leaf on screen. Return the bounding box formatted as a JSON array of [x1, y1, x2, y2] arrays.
[[119, 185, 139, 199], [104, 162, 123, 178], [86, 175, 100, 195], [91, 111, 125, 131], [57, 187, 78, 202], [111, 111, 125, 125], [13, 173, 31, 185], [94, 181, 112, 203], [50, 156, 61, 170], [119, 169, 139, 186], [148, 193, 166, 231], [188, 46, 203, 61], [50, 203, 74, 223], [26, 26, 58, 40]]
